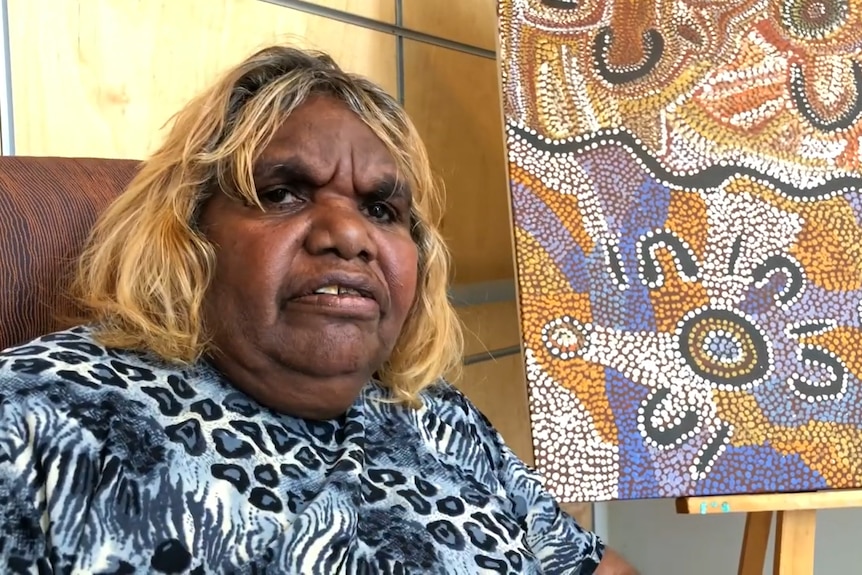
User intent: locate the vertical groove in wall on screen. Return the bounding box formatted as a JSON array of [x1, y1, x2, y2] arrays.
[[395, 0, 405, 105], [0, 0, 14, 155]]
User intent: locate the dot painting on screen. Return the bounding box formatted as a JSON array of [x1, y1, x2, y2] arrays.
[[498, 0, 862, 502]]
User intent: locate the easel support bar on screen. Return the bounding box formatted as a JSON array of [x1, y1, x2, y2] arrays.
[[675, 488, 862, 515]]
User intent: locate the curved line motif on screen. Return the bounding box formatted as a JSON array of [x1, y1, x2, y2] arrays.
[[787, 321, 836, 339], [507, 123, 862, 200], [692, 422, 732, 479], [790, 61, 862, 132], [640, 388, 701, 448], [593, 27, 664, 85], [637, 229, 699, 288], [789, 345, 847, 400], [605, 238, 629, 288], [752, 255, 805, 307], [540, 0, 580, 9], [727, 236, 743, 275]]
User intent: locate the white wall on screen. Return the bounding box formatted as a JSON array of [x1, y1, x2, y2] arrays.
[[602, 500, 862, 574]]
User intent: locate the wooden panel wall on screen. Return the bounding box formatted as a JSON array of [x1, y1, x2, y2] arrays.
[[402, 0, 497, 51], [7, 0, 396, 158], [307, 0, 395, 22], [403, 40, 513, 285], [453, 300, 530, 461]]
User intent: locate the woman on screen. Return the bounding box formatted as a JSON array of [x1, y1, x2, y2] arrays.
[[0, 46, 636, 574]]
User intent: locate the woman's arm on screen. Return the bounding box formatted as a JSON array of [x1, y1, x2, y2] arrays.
[[596, 548, 639, 575]]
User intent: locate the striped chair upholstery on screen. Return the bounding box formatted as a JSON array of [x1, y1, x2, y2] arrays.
[[0, 156, 139, 350]]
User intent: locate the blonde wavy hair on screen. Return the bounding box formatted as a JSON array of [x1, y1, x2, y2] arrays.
[[71, 45, 463, 405]]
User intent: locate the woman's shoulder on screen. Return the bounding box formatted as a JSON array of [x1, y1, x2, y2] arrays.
[[363, 380, 502, 460], [2, 324, 155, 377], [416, 380, 483, 426], [413, 380, 508, 456], [0, 326, 167, 465], [3, 324, 119, 361], [0, 325, 221, 476], [0, 325, 196, 409], [1, 325, 109, 385]]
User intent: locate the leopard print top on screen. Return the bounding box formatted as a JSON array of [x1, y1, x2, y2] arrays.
[[0, 326, 604, 574]]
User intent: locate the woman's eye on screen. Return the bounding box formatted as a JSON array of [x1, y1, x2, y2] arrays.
[[260, 187, 301, 206], [366, 202, 396, 222]]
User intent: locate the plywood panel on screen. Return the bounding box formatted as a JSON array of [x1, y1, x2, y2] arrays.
[[458, 299, 520, 357], [8, 0, 396, 158], [455, 355, 532, 463], [402, 0, 497, 51], [452, 300, 530, 458], [306, 0, 395, 23], [403, 40, 512, 284]]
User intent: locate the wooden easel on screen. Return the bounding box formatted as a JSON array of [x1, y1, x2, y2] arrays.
[[676, 489, 862, 575]]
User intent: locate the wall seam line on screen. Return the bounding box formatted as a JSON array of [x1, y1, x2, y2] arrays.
[[260, 0, 496, 59], [394, 0, 404, 104]]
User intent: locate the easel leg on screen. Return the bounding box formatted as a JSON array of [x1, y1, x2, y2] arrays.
[[738, 511, 773, 575], [681, 491, 853, 575], [773, 510, 816, 575]]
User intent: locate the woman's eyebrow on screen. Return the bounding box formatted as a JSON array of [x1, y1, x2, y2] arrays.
[[366, 177, 412, 204], [253, 158, 315, 183], [254, 160, 411, 203]]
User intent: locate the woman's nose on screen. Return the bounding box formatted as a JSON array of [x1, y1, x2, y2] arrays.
[[303, 196, 377, 262]]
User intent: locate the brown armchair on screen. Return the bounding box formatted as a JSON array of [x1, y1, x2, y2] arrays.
[[0, 156, 140, 351]]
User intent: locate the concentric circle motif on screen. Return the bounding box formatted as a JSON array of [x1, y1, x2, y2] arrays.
[[677, 307, 771, 389], [781, 0, 849, 39], [541, 316, 589, 360]]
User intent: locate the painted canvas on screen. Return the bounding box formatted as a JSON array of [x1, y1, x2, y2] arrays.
[[498, 0, 862, 502]]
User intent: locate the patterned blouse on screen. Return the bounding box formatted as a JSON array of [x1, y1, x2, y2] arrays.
[[0, 326, 604, 574]]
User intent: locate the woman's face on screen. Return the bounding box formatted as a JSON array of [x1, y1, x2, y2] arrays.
[[198, 94, 419, 419]]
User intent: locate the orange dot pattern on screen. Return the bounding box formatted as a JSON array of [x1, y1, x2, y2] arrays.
[[499, 0, 862, 502]]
